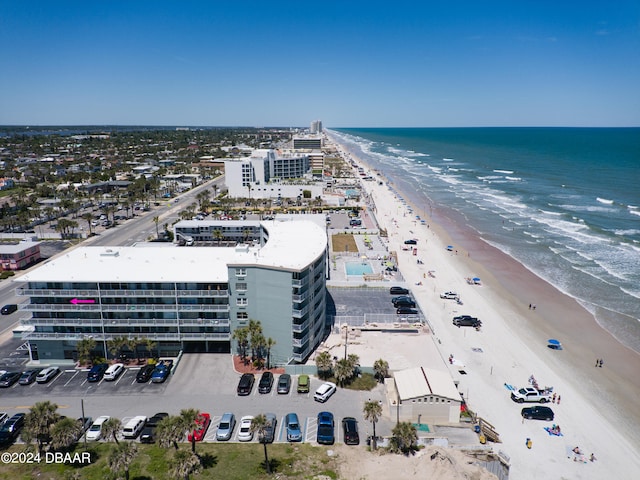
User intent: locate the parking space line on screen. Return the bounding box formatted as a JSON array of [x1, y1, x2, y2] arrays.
[[63, 371, 79, 387]]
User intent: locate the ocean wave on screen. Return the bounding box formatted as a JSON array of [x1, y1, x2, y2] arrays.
[[443, 158, 454, 161], [612, 228, 640, 236], [539, 209, 563, 216], [629, 209, 640, 217], [596, 197, 614, 205], [493, 169, 514, 174], [505, 176, 522, 181]]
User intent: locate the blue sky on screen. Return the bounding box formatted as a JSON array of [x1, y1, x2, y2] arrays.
[[1, 0, 638, 127]]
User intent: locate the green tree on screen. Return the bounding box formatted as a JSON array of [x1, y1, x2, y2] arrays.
[[264, 337, 276, 369], [76, 337, 96, 365], [373, 358, 389, 383], [152, 215, 160, 238], [107, 336, 132, 360], [24, 400, 60, 454], [81, 212, 94, 236], [213, 228, 224, 245], [50, 417, 83, 452], [315, 351, 333, 380], [102, 417, 122, 444], [363, 400, 383, 450], [158, 415, 187, 451], [334, 358, 353, 387], [108, 441, 138, 480], [180, 408, 200, 454], [232, 326, 249, 364], [250, 413, 272, 474], [389, 421, 418, 455], [169, 449, 202, 480]]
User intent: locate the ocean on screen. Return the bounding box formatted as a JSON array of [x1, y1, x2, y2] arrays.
[[328, 127, 640, 353]]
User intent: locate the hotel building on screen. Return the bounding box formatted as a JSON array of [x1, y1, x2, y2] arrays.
[[15, 220, 328, 365]]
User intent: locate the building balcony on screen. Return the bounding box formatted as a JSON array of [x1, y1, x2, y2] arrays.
[[291, 291, 309, 303], [292, 332, 310, 347], [24, 331, 231, 342], [17, 288, 99, 297], [291, 305, 310, 318], [291, 321, 308, 333]]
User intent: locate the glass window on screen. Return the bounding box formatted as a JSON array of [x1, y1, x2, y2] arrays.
[[237, 312, 248, 320], [235, 283, 247, 291], [236, 298, 247, 306], [235, 268, 246, 276]]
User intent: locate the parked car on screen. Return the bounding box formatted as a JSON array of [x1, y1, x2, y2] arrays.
[[314, 382, 337, 403], [36, 366, 60, 383], [187, 413, 211, 442], [237, 415, 255, 442], [403, 239, 417, 245], [342, 417, 360, 445], [86, 416, 111, 441], [277, 373, 292, 394], [140, 412, 169, 444], [0, 372, 21, 388], [452, 315, 482, 328], [389, 286, 409, 295], [150, 361, 172, 383], [0, 304, 18, 315], [259, 413, 277, 444], [258, 371, 274, 394], [0, 413, 25, 445], [396, 307, 418, 315], [392, 296, 416, 308], [76, 417, 93, 437], [19, 369, 41, 385], [104, 363, 125, 381], [87, 363, 108, 382], [285, 413, 302, 442], [216, 413, 236, 441], [317, 411, 335, 445], [122, 415, 147, 439], [521, 406, 555, 421], [136, 364, 156, 383], [237, 373, 255, 396], [296, 374, 310, 393]]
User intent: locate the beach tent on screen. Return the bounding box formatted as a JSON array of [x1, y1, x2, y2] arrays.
[[472, 277, 481, 284], [446, 245, 454, 251], [547, 339, 563, 350]]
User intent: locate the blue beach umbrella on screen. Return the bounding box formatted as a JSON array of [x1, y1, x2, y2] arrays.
[[547, 339, 563, 350]]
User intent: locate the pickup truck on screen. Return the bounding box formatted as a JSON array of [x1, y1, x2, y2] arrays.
[[510, 387, 552, 403]]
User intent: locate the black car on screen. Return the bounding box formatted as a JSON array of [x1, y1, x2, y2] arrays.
[[342, 417, 359, 445], [403, 239, 417, 245], [87, 363, 108, 382], [452, 315, 482, 328], [396, 307, 418, 315], [389, 286, 409, 295], [393, 298, 416, 308], [521, 406, 554, 421], [277, 373, 292, 394], [136, 364, 156, 383], [140, 412, 169, 443], [0, 372, 21, 388], [237, 373, 255, 396], [0, 413, 26, 445], [391, 295, 413, 305], [19, 369, 40, 385], [258, 371, 274, 394], [1, 304, 18, 315]]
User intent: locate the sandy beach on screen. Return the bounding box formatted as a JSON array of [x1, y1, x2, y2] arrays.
[[328, 134, 640, 479]]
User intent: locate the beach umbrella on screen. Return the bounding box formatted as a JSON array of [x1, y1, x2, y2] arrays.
[[547, 339, 563, 350], [447, 245, 454, 251], [473, 277, 481, 283]]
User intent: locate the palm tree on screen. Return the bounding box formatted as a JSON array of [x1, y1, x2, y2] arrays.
[[102, 417, 122, 444], [250, 414, 271, 474], [24, 400, 60, 454], [169, 449, 202, 480], [50, 417, 83, 451], [158, 415, 187, 451], [247, 319, 264, 363], [152, 215, 160, 238], [107, 336, 130, 360], [390, 421, 418, 455], [76, 337, 96, 366], [143, 337, 157, 359], [264, 337, 276, 369], [232, 327, 249, 364], [81, 212, 94, 236], [373, 358, 389, 383], [333, 358, 353, 387], [212, 228, 223, 245], [363, 400, 383, 450], [179, 408, 200, 454], [108, 441, 138, 480], [315, 351, 333, 380]]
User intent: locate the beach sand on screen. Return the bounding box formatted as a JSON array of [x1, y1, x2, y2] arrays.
[[329, 136, 640, 479]]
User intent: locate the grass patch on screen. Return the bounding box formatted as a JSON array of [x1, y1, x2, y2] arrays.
[[0, 442, 339, 480], [331, 233, 357, 253]]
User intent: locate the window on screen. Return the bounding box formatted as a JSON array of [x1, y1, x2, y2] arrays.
[[235, 268, 246, 277], [235, 283, 247, 291], [237, 312, 248, 320], [236, 298, 248, 306]]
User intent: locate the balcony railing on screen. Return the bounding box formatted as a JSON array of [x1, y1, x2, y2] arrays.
[[292, 305, 309, 318], [17, 288, 99, 297], [292, 332, 310, 347], [24, 331, 231, 342]]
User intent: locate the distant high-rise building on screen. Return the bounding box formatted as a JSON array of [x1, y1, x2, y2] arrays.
[[310, 120, 323, 134]]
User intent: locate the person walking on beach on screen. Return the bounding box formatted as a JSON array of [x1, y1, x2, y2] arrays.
[[596, 358, 599, 367], [552, 393, 556, 403], [599, 358, 604, 368], [557, 395, 561, 405]]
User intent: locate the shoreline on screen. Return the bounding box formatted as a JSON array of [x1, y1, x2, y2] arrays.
[[328, 133, 640, 479]]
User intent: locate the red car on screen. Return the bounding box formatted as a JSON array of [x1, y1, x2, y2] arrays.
[[187, 413, 211, 442]]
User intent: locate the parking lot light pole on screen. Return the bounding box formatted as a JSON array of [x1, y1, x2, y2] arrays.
[[344, 325, 348, 360]]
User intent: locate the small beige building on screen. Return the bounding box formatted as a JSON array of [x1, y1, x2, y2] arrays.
[[391, 366, 462, 424]]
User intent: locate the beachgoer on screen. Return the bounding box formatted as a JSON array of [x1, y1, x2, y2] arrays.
[[595, 358, 599, 367], [557, 395, 561, 405], [590, 453, 596, 462], [526, 438, 532, 449], [552, 393, 556, 403], [599, 359, 604, 368], [529, 304, 532, 310], [573, 447, 581, 455]]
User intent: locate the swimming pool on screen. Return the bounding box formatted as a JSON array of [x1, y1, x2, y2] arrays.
[[345, 261, 374, 276]]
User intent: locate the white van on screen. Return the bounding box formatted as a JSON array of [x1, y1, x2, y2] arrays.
[[122, 416, 147, 439], [104, 363, 125, 381]]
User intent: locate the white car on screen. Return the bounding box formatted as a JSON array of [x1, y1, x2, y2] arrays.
[[86, 415, 110, 441], [104, 363, 125, 381], [36, 366, 60, 383], [237, 415, 254, 442], [439, 291, 459, 300], [313, 382, 337, 403]]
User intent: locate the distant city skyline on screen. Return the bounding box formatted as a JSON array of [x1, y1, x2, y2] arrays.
[[1, 1, 638, 127]]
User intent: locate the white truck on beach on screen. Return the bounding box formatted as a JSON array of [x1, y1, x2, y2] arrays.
[[510, 387, 553, 403]]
